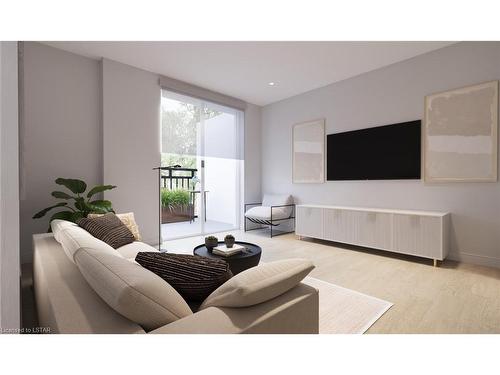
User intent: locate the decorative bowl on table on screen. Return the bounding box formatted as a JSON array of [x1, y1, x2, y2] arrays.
[[224, 234, 235, 248], [204, 236, 218, 252]]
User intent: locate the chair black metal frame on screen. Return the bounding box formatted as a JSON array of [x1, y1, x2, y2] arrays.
[[244, 202, 296, 237]]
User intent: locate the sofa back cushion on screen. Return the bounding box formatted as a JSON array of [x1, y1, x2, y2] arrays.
[[74, 247, 193, 331], [51, 219, 117, 263], [51, 219, 78, 243], [115, 241, 159, 259], [200, 258, 314, 310]]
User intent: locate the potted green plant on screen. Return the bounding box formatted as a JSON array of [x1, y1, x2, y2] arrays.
[[205, 236, 219, 251], [161, 189, 193, 224], [33, 178, 116, 230], [224, 234, 235, 248]]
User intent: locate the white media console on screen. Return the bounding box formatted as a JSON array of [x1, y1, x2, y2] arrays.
[[296, 204, 450, 266]]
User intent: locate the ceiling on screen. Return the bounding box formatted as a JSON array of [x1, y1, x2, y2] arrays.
[[43, 41, 456, 106]]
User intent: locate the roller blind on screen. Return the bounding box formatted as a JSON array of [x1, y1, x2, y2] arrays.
[[158, 75, 247, 111]]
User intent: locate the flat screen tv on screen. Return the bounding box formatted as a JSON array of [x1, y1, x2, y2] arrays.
[[326, 120, 421, 181]]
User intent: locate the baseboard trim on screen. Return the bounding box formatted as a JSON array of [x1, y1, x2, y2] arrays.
[[447, 251, 500, 269]]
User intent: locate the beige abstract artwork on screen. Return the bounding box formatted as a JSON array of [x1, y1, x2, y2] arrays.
[[292, 119, 325, 183], [424, 80, 498, 182]]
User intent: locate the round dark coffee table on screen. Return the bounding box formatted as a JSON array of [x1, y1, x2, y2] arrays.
[[193, 241, 262, 275]]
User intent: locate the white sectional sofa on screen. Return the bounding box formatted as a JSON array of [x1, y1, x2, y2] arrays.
[[33, 220, 319, 334]]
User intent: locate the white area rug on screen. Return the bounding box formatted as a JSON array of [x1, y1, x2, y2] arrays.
[[303, 277, 393, 334]]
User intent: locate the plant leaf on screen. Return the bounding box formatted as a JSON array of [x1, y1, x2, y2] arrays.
[[49, 211, 75, 222], [55, 178, 87, 194], [74, 197, 89, 212], [71, 211, 84, 222], [87, 185, 116, 198], [33, 202, 68, 219], [88, 200, 114, 213], [51, 191, 74, 200]]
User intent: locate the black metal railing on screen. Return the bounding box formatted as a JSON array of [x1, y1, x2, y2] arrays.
[[159, 166, 197, 190]]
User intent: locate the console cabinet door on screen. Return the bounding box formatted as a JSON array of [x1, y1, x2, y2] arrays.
[[357, 211, 393, 250], [327, 209, 357, 244], [393, 214, 442, 259], [296, 206, 323, 238]]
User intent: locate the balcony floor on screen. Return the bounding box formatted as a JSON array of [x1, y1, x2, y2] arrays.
[[161, 218, 236, 240]]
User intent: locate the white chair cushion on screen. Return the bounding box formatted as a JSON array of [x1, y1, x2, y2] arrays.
[[116, 241, 159, 259], [262, 194, 293, 207], [199, 259, 314, 309], [51, 220, 117, 263], [245, 206, 291, 221], [74, 246, 193, 331]]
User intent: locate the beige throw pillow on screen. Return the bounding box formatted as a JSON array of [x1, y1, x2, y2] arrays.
[[88, 212, 141, 241], [199, 258, 314, 310], [74, 247, 193, 331]]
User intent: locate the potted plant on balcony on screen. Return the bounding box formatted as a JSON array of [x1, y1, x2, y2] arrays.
[[161, 189, 192, 224]]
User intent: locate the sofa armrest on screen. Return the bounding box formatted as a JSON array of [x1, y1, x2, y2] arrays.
[[149, 282, 319, 334]]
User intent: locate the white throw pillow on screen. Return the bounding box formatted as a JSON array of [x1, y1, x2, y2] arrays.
[[262, 194, 294, 207], [261, 194, 294, 217], [52, 220, 117, 263], [74, 247, 193, 331], [199, 258, 314, 310]]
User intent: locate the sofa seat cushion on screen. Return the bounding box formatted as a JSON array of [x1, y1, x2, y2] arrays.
[[77, 213, 135, 249], [116, 241, 159, 259], [74, 247, 193, 331], [200, 258, 314, 310], [135, 252, 233, 302], [51, 219, 118, 263], [245, 206, 291, 221]]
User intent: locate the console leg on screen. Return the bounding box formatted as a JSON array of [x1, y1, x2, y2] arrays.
[[433, 259, 438, 267]]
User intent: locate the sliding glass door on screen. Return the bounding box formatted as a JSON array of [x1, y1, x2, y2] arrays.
[[160, 90, 243, 241]]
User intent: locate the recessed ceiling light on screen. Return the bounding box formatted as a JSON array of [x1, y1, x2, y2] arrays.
[[268, 82, 276, 86]]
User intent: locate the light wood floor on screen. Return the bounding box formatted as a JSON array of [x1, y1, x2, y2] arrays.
[[166, 229, 500, 333]]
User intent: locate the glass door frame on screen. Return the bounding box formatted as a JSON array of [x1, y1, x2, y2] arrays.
[[160, 90, 244, 241]]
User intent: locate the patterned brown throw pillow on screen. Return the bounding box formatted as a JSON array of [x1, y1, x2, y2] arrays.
[[135, 252, 233, 302], [77, 213, 135, 249]]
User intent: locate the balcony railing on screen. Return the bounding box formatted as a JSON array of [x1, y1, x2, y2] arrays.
[[159, 166, 197, 190]]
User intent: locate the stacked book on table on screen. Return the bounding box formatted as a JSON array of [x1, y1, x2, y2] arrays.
[[212, 243, 245, 257]]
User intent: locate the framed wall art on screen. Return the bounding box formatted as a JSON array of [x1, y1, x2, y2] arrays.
[[292, 119, 325, 183], [424, 80, 498, 182]]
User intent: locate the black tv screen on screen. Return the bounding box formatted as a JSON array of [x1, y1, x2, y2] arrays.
[[327, 120, 421, 181]]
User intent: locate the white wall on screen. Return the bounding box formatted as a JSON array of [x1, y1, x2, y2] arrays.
[[20, 43, 261, 255], [0, 41, 21, 331], [20, 42, 102, 264], [244, 103, 262, 203], [262, 41, 500, 268], [102, 59, 161, 245]]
